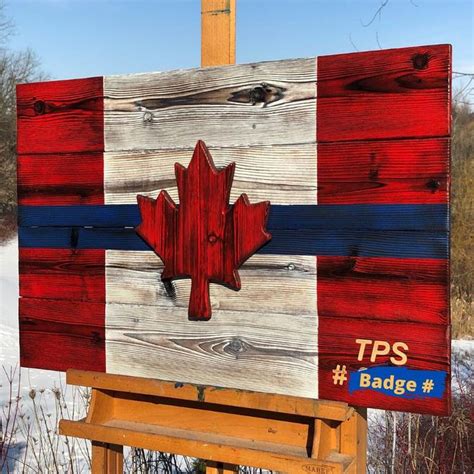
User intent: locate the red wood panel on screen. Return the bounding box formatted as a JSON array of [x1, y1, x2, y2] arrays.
[[19, 249, 105, 302], [317, 44, 451, 142], [18, 153, 104, 205], [19, 297, 105, 372], [16, 77, 103, 154], [317, 257, 448, 324], [318, 316, 450, 415], [317, 138, 449, 204]]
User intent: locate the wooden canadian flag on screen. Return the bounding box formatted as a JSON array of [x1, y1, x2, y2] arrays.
[[16, 44, 451, 415]]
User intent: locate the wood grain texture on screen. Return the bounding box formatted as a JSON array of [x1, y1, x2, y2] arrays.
[[104, 58, 316, 151], [105, 302, 318, 398], [318, 316, 450, 415], [19, 297, 105, 372], [317, 256, 448, 324], [136, 141, 271, 320], [318, 138, 449, 204], [16, 77, 103, 154], [19, 248, 105, 302], [18, 153, 104, 205], [104, 143, 317, 205], [105, 252, 317, 397], [317, 44, 451, 142], [105, 252, 317, 315]]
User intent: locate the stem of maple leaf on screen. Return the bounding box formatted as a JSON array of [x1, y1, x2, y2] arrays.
[[188, 274, 212, 321]]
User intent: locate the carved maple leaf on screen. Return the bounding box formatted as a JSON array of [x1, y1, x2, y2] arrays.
[[136, 140, 271, 321]]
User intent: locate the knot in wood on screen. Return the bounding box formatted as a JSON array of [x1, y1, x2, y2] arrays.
[[412, 53, 429, 70], [426, 179, 441, 191], [227, 337, 245, 355], [249, 84, 267, 105], [34, 100, 46, 115], [142, 111, 154, 123]]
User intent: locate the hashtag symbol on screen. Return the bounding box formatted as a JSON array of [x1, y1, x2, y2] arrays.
[[332, 364, 348, 385], [422, 379, 434, 393]]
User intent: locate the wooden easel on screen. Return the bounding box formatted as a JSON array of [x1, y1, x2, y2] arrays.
[[59, 370, 366, 473], [59, 2, 367, 472]]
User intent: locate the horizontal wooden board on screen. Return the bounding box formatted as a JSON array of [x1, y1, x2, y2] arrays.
[[317, 256, 448, 324], [19, 248, 105, 302], [318, 316, 450, 415], [18, 226, 448, 259], [106, 303, 318, 398], [18, 204, 448, 231], [19, 297, 105, 372], [104, 58, 316, 151], [317, 44, 451, 142], [16, 77, 104, 154], [17, 153, 104, 205], [318, 138, 449, 204], [104, 144, 317, 205], [106, 252, 316, 314]]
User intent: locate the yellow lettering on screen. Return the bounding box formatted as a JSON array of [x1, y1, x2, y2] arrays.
[[371, 340, 390, 362], [383, 375, 395, 390], [360, 373, 371, 387], [394, 379, 406, 395], [372, 377, 382, 389], [406, 380, 417, 392], [355, 339, 373, 361], [390, 342, 409, 366]]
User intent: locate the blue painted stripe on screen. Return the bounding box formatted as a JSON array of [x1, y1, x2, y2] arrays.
[[18, 227, 448, 259], [348, 366, 447, 399], [18, 204, 449, 231]]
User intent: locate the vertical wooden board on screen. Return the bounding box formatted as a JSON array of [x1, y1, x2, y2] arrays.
[[16, 77, 104, 154], [18, 153, 104, 205], [19, 248, 105, 302], [201, 0, 236, 67], [317, 44, 451, 142], [317, 138, 449, 204], [19, 297, 105, 372], [103, 58, 316, 151]]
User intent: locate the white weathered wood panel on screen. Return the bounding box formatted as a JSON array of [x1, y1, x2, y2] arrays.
[[104, 143, 317, 205], [105, 252, 318, 397], [106, 252, 316, 315], [104, 58, 316, 151]]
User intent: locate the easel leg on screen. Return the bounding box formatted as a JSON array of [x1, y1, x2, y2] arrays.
[[206, 461, 238, 473], [91, 441, 123, 474], [340, 408, 367, 473]]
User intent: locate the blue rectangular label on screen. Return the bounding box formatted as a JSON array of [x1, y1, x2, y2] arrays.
[[348, 366, 447, 399]]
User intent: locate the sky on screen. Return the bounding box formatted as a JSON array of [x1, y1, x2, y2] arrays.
[[3, 0, 474, 83]]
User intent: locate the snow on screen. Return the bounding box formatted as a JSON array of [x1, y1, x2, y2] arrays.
[[1, 238, 67, 399]]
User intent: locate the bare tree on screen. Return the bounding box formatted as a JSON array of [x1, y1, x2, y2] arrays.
[[0, 1, 45, 242]]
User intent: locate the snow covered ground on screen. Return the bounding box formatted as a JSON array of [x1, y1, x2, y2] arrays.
[[1, 238, 473, 472]]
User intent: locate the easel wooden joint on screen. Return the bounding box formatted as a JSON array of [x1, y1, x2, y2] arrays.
[[59, 370, 367, 473]]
